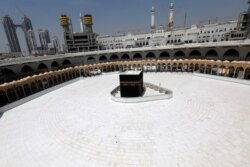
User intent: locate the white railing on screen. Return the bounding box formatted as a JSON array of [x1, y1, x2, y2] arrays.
[[110, 82, 173, 103], [193, 72, 250, 85]]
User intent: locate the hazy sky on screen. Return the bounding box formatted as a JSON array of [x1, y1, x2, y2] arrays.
[[0, 0, 248, 53]]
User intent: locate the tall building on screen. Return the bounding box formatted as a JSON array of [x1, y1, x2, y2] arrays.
[[27, 30, 38, 54], [52, 36, 61, 53], [167, 0, 174, 31], [38, 29, 51, 50], [2, 15, 21, 53], [21, 15, 37, 54]]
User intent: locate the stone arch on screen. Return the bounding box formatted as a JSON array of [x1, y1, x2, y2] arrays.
[[246, 52, 250, 61], [194, 64, 200, 71], [172, 63, 178, 71], [159, 52, 170, 59], [161, 63, 167, 71], [0, 91, 8, 107], [211, 65, 218, 75], [52, 75, 58, 85], [223, 49, 239, 58], [146, 52, 156, 59], [62, 59, 71, 67], [133, 53, 142, 60], [21, 65, 34, 75], [205, 49, 218, 57], [167, 63, 171, 71], [205, 64, 212, 74], [16, 86, 25, 98], [2, 68, 16, 82], [99, 55, 108, 62], [48, 77, 54, 87], [38, 63, 48, 72], [42, 78, 49, 89], [218, 65, 227, 76], [174, 51, 185, 58], [31, 81, 39, 93], [7, 88, 17, 102], [177, 63, 183, 71], [110, 55, 119, 61], [137, 63, 142, 70], [244, 67, 250, 79], [121, 54, 130, 60], [57, 75, 62, 83], [183, 63, 189, 72], [189, 50, 201, 57], [235, 66, 244, 78], [200, 64, 205, 73], [87, 56, 96, 64], [189, 63, 194, 72], [37, 80, 43, 90], [227, 66, 235, 77], [24, 84, 32, 96], [51, 61, 60, 70], [2, 68, 16, 77]]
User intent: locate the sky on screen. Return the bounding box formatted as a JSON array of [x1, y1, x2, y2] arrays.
[[0, 0, 248, 53]]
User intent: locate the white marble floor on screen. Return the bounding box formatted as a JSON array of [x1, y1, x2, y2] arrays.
[[0, 73, 250, 167]]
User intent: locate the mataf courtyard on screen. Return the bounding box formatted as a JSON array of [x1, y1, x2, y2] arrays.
[[0, 73, 249, 167]]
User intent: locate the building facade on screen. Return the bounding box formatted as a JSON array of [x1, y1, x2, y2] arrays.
[[59, 14, 99, 53], [2, 15, 21, 53], [38, 29, 51, 51]]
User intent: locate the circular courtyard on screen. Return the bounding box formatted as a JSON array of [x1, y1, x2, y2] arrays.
[[0, 73, 249, 167]]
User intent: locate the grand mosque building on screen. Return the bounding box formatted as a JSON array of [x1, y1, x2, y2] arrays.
[[0, 1, 250, 167]]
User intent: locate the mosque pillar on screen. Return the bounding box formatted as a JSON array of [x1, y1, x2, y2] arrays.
[[5, 91, 10, 103], [14, 89, 19, 100], [29, 84, 33, 94], [233, 68, 237, 78], [22, 86, 26, 97], [242, 68, 246, 79]]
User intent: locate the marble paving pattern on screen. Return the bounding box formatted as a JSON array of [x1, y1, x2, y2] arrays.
[[0, 73, 249, 167]]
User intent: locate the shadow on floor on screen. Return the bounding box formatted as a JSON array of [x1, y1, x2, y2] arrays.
[[0, 112, 4, 119]]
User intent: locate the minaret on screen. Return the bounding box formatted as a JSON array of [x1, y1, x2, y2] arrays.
[[151, 6, 156, 32], [80, 13, 84, 32], [167, 0, 174, 31]]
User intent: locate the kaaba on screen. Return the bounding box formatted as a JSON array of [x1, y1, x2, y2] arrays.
[[119, 71, 144, 97]]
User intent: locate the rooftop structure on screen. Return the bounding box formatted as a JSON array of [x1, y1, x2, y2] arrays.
[[59, 14, 99, 53]]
